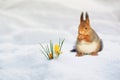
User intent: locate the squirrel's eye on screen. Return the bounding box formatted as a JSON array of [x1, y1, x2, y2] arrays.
[[85, 27, 87, 30]]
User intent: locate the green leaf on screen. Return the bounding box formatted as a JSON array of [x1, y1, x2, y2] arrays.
[[60, 39, 65, 50], [59, 38, 60, 47], [46, 45, 50, 54], [40, 49, 49, 60], [40, 43, 49, 57], [50, 40, 54, 56]]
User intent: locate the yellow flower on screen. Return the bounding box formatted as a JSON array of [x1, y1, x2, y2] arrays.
[[54, 44, 61, 56]]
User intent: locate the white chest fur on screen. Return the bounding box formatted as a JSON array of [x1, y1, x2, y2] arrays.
[[76, 40, 98, 54]]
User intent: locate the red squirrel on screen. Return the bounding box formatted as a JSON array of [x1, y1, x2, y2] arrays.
[[71, 12, 103, 56]]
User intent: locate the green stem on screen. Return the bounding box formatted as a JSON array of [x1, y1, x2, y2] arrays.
[[50, 40, 54, 57], [40, 43, 49, 58], [40, 49, 49, 60], [60, 39, 65, 51]]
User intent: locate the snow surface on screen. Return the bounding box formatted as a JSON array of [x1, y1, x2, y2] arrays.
[[0, 0, 120, 80]]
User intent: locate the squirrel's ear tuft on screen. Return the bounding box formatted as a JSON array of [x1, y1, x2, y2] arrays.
[[80, 12, 84, 22], [86, 12, 90, 23]]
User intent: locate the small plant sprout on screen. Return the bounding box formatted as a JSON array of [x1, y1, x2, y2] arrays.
[[40, 39, 65, 60]]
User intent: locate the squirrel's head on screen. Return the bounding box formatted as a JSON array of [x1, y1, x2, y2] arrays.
[[78, 12, 91, 36]]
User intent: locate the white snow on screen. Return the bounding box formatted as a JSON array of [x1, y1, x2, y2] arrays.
[[0, 0, 120, 80]]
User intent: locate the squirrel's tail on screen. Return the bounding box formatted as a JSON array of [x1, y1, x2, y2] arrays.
[[70, 48, 76, 52]]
